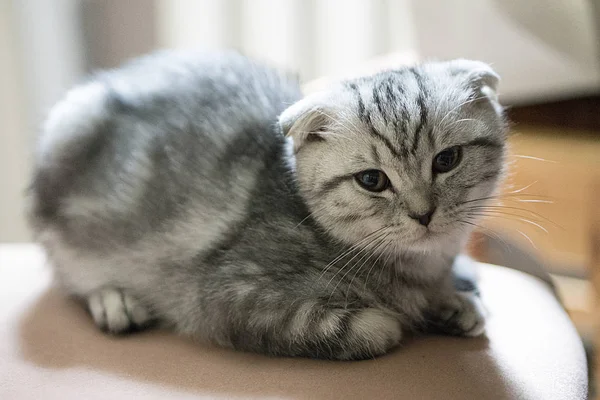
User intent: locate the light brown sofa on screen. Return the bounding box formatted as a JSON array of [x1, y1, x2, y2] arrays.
[[0, 244, 587, 399]]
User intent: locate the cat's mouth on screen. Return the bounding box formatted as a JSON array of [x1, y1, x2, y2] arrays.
[[410, 227, 448, 245], [372, 224, 448, 249], [416, 229, 437, 241]]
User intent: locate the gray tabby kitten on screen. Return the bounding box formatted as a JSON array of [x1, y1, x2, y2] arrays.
[[28, 50, 506, 360]]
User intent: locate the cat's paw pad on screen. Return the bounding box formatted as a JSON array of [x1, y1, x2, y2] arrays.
[[87, 288, 151, 334], [435, 292, 486, 337]]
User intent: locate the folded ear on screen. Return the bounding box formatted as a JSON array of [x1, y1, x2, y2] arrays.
[[446, 59, 502, 113], [448, 59, 500, 91], [279, 92, 332, 152]]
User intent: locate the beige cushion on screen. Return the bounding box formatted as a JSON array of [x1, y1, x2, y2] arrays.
[[0, 244, 587, 399]]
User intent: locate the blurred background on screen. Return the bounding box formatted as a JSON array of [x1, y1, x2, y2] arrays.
[[1, 0, 599, 393]]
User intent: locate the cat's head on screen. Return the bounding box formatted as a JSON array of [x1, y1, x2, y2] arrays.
[[280, 60, 507, 253]]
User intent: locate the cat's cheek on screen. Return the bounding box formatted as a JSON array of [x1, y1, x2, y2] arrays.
[[331, 219, 387, 247]]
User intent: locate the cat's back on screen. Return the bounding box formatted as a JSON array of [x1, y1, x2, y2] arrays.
[[29, 50, 301, 255], [99, 50, 301, 137], [39, 49, 300, 162]]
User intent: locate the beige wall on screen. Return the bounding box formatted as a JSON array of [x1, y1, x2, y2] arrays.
[[412, 0, 600, 103], [0, 2, 31, 242], [1, 0, 598, 243]]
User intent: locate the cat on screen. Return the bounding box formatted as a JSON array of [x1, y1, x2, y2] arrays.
[[28, 49, 506, 360]]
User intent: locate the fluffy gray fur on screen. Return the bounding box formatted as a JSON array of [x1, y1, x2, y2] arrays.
[[28, 50, 507, 360]]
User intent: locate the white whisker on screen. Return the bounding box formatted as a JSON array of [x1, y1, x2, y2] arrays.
[[326, 233, 390, 303], [516, 199, 553, 204], [516, 229, 538, 250], [438, 96, 487, 127], [446, 118, 477, 127], [344, 235, 391, 306], [510, 181, 538, 194], [513, 155, 557, 163], [320, 228, 388, 283]]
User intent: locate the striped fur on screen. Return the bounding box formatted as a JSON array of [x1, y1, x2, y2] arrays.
[[28, 51, 506, 360]]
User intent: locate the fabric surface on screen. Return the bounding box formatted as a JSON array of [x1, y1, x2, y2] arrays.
[[0, 244, 588, 399]]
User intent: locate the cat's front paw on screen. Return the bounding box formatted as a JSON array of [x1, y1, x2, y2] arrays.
[[284, 306, 402, 360], [87, 288, 152, 334], [340, 308, 403, 359], [431, 292, 486, 337]]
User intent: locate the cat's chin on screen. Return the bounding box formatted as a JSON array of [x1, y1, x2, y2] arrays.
[[403, 228, 463, 253], [407, 233, 443, 251]]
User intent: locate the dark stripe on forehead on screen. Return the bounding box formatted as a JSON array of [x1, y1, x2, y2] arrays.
[[347, 82, 366, 122], [384, 79, 409, 141], [464, 137, 503, 149], [368, 125, 404, 159], [412, 94, 427, 154], [348, 79, 405, 159], [370, 144, 381, 164], [348, 80, 404, 159], [385, 78, 396, 100], [426, 128, 435, 147], [372, 84, 388, 125], [410, 68, 428, 155], [376, 72, 413, 157], [382, 80, 400, 130]]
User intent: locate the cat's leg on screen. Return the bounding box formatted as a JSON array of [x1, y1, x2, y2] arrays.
[[228, 298, 402, 360], [429, 290, 486, 337], [427, 256, 486, 337], [295, 306, 402, 360], [87, 288, 152, 334]]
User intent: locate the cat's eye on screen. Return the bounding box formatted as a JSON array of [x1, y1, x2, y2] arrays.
[[433, 146, 462, 174], [354, 170, 390, 192]]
